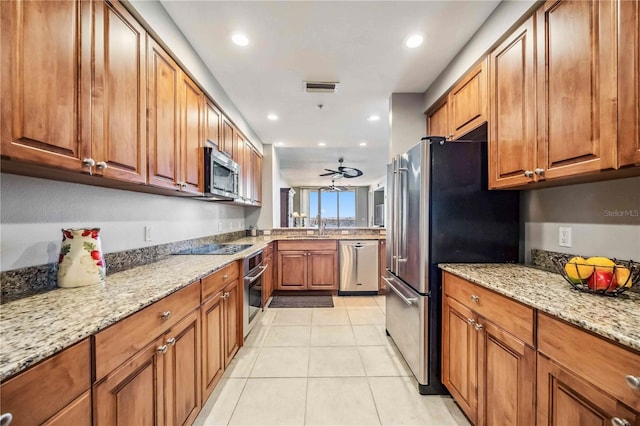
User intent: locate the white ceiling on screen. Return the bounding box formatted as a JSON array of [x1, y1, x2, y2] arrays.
[[161, 1, 500, 187]]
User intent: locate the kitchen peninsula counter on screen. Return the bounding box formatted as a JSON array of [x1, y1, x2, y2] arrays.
[[439, 263, 640, 352]]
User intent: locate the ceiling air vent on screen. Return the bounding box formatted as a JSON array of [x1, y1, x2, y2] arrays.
[[304, 81, 339, 93]]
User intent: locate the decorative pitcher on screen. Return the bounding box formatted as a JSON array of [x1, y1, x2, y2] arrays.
[[57, 228, 106, 288]]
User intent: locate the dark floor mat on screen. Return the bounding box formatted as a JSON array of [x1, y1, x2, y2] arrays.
[[268, 295, 334, 308]]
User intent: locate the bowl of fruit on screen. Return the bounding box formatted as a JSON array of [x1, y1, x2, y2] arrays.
[[552, 255, 639, 296]]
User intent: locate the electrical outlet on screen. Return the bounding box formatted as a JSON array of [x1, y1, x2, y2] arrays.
[[144, 226, 152, 242], [218, 222, 222, 232], [559, 227, 572, 247]]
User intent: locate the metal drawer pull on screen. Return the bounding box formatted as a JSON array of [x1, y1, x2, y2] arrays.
[[160, 311, 172, 320], [82, 158, 95, 167], [382, 277, 418, 306], [611, 418, 630, 426], [467, 318, 475, 325], [157, 345, 168, 354], [524, 170, 534, 178], [534, 168, 545, 176], [471, 295, 479, 303], [166, 337, 176, 346], [0, 413, 13, 426], [625, 375, 640, 390], [223, 274, 229, 280], [96, 161, 108, 170], [474, 323, 484, 332]]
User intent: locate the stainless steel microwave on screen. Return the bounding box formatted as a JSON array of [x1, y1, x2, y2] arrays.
[[201, 147, 239, 200]]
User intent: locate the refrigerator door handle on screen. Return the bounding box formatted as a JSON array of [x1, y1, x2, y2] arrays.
[[397, 167, 409, 263], [393, 158, 401, 272], [383, 277, 418, 306]]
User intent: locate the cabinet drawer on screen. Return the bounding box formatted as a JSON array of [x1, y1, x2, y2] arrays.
[[443, 272, 534, 346], [538, 313, 640, 412], [202, 261, 240, 301], [278, 240, 337, 251], [0, 339, 90, 425], [95, 282, 200, 380]]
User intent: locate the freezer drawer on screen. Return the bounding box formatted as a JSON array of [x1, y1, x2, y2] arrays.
[[339, 240, 379, 293]]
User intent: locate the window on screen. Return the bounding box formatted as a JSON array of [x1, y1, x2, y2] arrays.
[[303, 188, 356, 228]]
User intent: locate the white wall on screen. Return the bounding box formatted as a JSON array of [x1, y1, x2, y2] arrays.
[[247, 144, 289, 229], [523, 177, 640, 262], [389, 93, 426, 159], [423, 0, 537, 110], [0, 174, 246, 271], [125, 0, 263, 151]]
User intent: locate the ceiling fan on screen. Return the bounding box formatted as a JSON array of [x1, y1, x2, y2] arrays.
[[320, 179, 348, 192], [319, 158, 363, 179]]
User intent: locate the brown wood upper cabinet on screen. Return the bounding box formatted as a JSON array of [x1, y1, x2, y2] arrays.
[[220, 117, 235, 159], [205, 99, 222, 150], [618, 0, 640, 167], [1, 0, 146, 183], [442, 272, 535, 425], [426, 59, 487, 140], [277, 240, 338, 290], [535, 0, 618, 181], [148, 37, 203, 194], [488, 15, 537, 189]]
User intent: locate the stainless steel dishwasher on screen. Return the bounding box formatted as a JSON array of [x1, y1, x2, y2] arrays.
[[339, 240, 379, 295]]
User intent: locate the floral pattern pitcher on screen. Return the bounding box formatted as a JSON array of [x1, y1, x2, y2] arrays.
[[57, 228, 106, 288]]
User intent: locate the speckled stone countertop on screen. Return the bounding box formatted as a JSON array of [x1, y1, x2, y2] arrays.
[[439, 264, 640, 352]]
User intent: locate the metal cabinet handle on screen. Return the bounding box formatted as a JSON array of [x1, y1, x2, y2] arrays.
[[166, 337, 176, 346], [534, 168, 545, 176], [467, 318, 476, 325], [82, 158, 95, 167], [160, 311, 172, 320], [0, 413, 13, 426], [157, 345, 168, 354], [611, 418, 630, 426], [524, 170, 534, 178], [223, 274, 229, 280], [471, 295, 480, 303], [625, 375, 640, 390], [474, 323, 484, 332], [96, 161, 108, 170]]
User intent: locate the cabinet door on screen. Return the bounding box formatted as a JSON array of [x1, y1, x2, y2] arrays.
[[254, 151, 263, 204], [536, 0, 617, 179], [179, 72, 203, 194], [201, 292, 225, 402], [537, 354, 639, 426], [223, 280, 241, 367], [220, 117, 234, 158], [262, 254, 274, 307], [164, 309, 201, 426], [92, 0, 147, 184], [618, 0, 640, 167], [205, 100, 221, 149], [278, 251, 308, 290], [147, 37, 180, 190], [0, 0, 91, 171], [43, 390, 91, 426], [449, 58, 487, 140], [477, 318, 535, 426], [426, 97, 449, 138], [308, 251, 338, 290], [442, 296, 477, 424], [94, 336, 165, 426], [488, 16, 537, 189]]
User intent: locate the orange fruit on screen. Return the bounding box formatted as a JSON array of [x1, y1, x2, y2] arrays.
[[564, 257, 593, 283]]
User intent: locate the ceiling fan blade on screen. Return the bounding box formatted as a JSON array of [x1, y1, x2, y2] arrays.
[[337, 166, 363, 178], [319, 168, 341, 176]]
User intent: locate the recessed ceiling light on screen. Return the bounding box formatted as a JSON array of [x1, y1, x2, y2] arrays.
[[267, 113, 279, 121], [275, 141, 285, 146], [367, 115, 380, 122], [318, 142, 326, 147], [231, 33, 249, 47], [359, 142, 367, 147], [405, 34, 424, 49]]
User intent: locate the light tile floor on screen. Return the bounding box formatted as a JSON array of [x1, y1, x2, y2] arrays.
[[194, 295, 470, 426]]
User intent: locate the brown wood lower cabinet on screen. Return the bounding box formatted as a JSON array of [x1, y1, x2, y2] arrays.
[[276, 240, 338, 290], [0, 339, 91, 425], [442, 272, 535, 426], [262, 246, 275, 306], [201, 265, 243, 403]]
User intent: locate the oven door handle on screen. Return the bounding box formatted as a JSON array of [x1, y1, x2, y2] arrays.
[[245, 264, 268, 283]]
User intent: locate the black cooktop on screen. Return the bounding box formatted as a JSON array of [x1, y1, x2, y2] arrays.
[[174, 244, 253, 255]]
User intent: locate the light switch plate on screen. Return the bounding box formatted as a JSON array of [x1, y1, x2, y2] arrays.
[[144, 226, 152, 242], [559, 227, 572, 247]]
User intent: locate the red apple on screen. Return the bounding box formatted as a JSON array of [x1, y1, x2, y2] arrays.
[[588, 270, 617, 291]]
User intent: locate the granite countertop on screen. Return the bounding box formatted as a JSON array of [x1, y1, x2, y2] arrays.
[[0, 234, 388, 381], [439, 263, 640, 352]]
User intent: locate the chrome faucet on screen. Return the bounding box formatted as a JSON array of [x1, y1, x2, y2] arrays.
[[319, 219, 327, 235]]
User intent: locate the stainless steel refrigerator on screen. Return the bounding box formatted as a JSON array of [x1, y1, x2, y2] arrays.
[[384, 138, 520, 395]]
